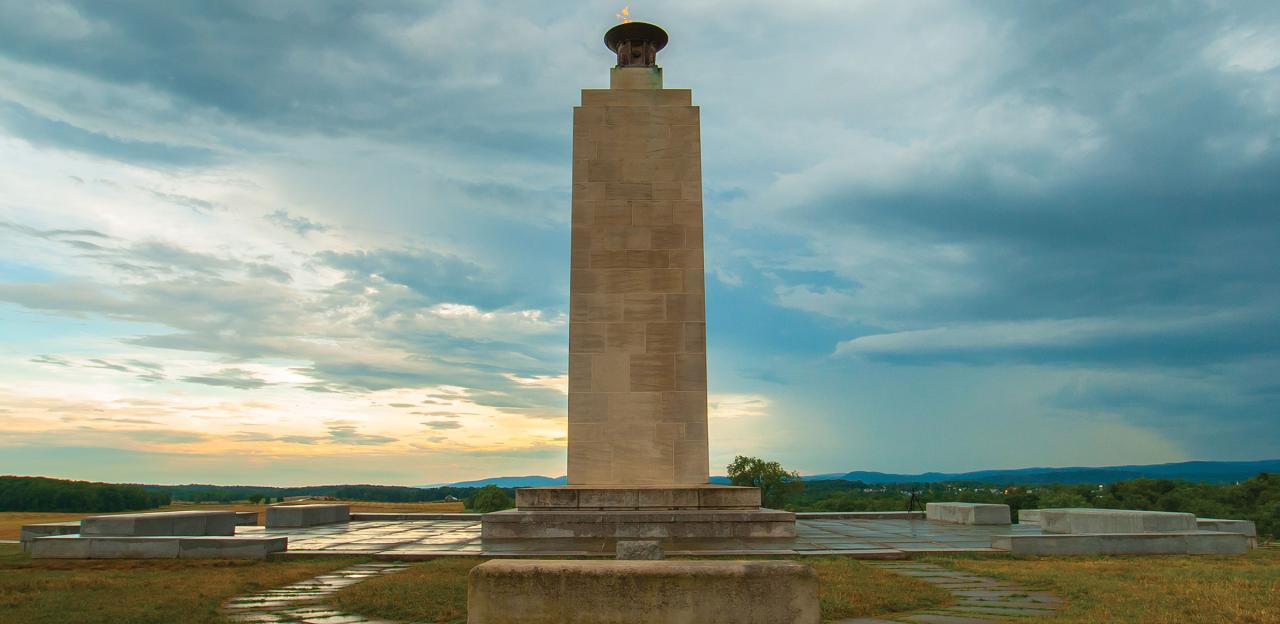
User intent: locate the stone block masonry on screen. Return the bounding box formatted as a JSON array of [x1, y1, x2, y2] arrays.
[[926, 502, 1011, 525], [266, 504, 350, 528], [568, 66, 709, 486], [466, 560, 819, 624]]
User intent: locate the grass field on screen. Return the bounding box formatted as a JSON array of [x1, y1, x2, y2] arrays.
[[0, 499, 467, 540], [927, 549, 1280, 623], [331, 556, 954, 623], [0, 544, 359, 624]]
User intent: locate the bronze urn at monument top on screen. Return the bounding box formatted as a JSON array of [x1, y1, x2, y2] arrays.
[[480, 22, 796, 540]]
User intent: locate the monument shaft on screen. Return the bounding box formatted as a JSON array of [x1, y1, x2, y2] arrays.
[[568, 66, 708, 485]]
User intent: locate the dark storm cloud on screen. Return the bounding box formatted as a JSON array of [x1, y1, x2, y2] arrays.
[[747, 2, 1280, 372]]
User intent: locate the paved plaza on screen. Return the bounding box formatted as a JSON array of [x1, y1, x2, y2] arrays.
[[238, 517, 1048, 559]]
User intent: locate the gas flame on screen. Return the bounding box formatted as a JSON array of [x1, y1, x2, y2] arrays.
[[616, 6, 631, 23]]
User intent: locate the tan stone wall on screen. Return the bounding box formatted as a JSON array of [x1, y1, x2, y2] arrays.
[[568, 69, 708, 485]]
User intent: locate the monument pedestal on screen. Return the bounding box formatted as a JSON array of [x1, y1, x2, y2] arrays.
[[481, 485, 796, 539]]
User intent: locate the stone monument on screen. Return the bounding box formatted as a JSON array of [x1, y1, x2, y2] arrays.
[[481, 22, 795, 540]]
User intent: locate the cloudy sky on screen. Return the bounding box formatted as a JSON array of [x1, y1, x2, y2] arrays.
[[1, 1, 1277, 486]]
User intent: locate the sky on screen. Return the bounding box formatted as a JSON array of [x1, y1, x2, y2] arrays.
[[0, 1, 1277, 486]]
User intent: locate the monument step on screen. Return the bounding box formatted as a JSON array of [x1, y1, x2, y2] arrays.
[[516, 485, 760, 510]]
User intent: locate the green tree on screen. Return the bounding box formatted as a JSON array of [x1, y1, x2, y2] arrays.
[[466, 485, 514, 513], [726, 455, 804, 509], [247, 494, 263, 504]]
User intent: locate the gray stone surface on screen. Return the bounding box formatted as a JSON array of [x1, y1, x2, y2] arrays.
[[79, 511, 238, 537], [516, 485, 759, 510], [616, 539, 664, 560], [992, 531, 1248, 556], [796, 511, 924, 520], [1039, 508, 1196, 534], [467, 560, 820, 623], [1197, 518, 1257, 537], [926, 503, 1011, 525], [29, 535, 287, 559], [235, 511, 259, 526], [1016, 509, 1041, 524], [266, 504, 350, 528], [480, 508, 797, 539], [19, 521, 80, 551]]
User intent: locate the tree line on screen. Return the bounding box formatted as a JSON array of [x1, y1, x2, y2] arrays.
[[0, 476, 171, 512]]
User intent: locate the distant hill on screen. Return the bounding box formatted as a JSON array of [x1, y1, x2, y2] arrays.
[[429, 460, 1280, 488], [428, 475, 569, 488], [828, 460, 1280, 485]]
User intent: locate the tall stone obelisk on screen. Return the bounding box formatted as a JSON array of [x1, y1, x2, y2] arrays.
[[480, 22, 794, 539], [567, 21, 708, 485]]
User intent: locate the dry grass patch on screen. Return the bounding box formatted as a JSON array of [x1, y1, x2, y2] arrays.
[[0, 544, 359, 624], [331, 556, 952, 623], [927, 549, 1280, 623], [0, 499, 467, 539]]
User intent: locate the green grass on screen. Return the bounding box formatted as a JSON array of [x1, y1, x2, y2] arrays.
[[0, 544, 360, 624], [330, 556, 953, 623], [926, 548, 1280, 623]]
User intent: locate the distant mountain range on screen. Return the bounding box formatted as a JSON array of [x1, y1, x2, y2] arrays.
[[424, 460, 1280, 488]]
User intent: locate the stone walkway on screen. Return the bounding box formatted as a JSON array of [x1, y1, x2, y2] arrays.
[[837, 562, 1064, 623], [222, 561, 411, 623]]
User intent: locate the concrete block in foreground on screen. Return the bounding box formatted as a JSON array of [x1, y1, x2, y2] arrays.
[[235, 511, 259, 526], [1017, 509, 1042, 524], [1040, 509, 1196, 534], [79, 511, 238, 537], [992, 531, 1247, 556], [926, 502, 1011, 525], [467, 560, 819, 624], [266, 504, 350, 528]]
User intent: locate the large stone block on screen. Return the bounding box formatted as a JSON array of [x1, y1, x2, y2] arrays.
[[30, 535, 287, 559], [992, 531, 1248, 556], [265, 504, 350, 528], [1039, 508, 1197, 534], [20, 521, 79, 551], [467, 560, 819, 624], [926, 502, 1011, 525], [79, 511, 238, 537]]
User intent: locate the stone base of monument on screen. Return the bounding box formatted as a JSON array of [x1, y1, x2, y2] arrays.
[[481, 508, 797, 539], [514, 484, 761, 510], [1197, 518, 1258, 547], [466, 560, 819, 624], [484, 485, 795, 539]]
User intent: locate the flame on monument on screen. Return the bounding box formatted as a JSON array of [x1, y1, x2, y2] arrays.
[[616, 6, 632, 23]]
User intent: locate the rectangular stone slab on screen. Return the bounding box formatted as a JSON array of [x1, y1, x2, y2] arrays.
[[235, 511, 259, 526], [926, 502, 1011, 525], [79, 511, 238, 536], [467, 560, 819, 624], [992, 531, 1248, 556], [30, 535, 287, 559], [20, 521, 80, 551], [1039, 508, 1196, 534], [265, 504, 350, 528]]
